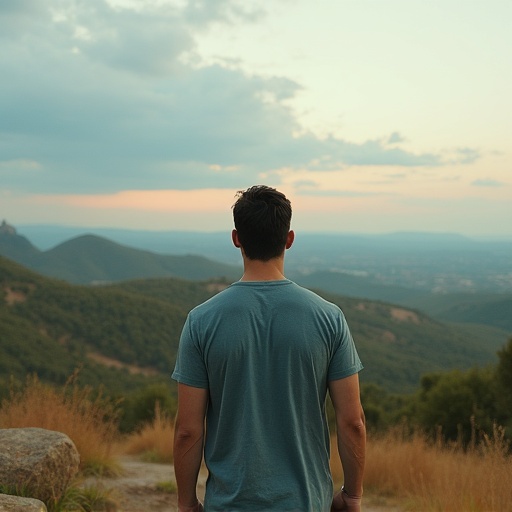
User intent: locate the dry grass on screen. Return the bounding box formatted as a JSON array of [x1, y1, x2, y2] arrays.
[[4, 376, 510, 512], [0, 374, 121, 476], [122, 413, 512, 511], [121, 403, 174, 463], [331, 424, 512, 512]]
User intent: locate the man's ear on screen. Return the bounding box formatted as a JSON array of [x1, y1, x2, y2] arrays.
[[285, 230, 295, 250], [232, 229, 242, 248]]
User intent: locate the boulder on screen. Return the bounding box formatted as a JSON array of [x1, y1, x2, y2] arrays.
[[0, 494, 47, 511], [0, 428, 80, 503]]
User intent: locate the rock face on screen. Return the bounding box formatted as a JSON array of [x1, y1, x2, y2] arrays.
[[0, 428, 80, 503], [0, 221, 16, 235], [0, 494, 47, 511]]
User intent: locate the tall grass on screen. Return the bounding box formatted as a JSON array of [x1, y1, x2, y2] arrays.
[[0, 374, 120, 476], [126, 413, 511, 511], [122, 403, 174, 463], [5, 376, 509, 511], [331, 423, 512, 512]]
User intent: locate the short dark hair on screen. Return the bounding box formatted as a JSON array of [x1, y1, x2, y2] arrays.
[[232, 185, 292, 261]]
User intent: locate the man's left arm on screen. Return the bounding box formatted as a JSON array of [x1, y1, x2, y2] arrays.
[[173, 383, 209, 512]]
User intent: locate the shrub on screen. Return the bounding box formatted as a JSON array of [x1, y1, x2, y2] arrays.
[[119, 382, 176, 433]]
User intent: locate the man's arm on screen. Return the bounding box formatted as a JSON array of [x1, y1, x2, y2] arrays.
[[329, 373, 366, 511], [173, 383, 209, 512]]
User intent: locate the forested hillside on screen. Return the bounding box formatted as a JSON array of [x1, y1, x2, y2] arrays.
[[0, 256, 197, 395], [2, 255, 507, 397], [407, 292, 512, 332]]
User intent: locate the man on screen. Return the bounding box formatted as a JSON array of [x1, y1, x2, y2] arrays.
[[173, 185, 366, 512]]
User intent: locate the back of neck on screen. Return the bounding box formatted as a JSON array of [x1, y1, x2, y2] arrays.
[[239, 257, 286, 282]]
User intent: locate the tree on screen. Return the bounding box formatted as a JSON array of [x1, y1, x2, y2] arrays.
[[410, 367, 499, 445], [119, 382, 176, 432], [495, 337, 512, 421]]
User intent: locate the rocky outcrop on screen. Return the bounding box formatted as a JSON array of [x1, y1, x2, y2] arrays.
[[0, 494, 47, 511], [0, 221, 16, 235], [0, 428, 80, 503]]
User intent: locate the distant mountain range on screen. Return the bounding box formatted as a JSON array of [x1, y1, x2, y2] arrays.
[[14, 222, 512, 294], [0, 222, 241, 284], [1, 221, 511, 333]]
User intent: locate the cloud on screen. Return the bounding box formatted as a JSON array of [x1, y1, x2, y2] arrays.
[[471, 179, 505, 187], [291, 180, 393, 198], [322, 138, 441, 167], [453, 147, 481, 165], [184, 0, 265, 26], [387, 131, 406, 145], [0, 0, 471, 196], [295, 189, 385, 198]]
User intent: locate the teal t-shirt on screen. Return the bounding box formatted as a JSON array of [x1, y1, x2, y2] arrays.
[[172, 279, 363, 511]]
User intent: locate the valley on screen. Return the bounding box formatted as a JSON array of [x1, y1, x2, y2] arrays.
[[0, 223, 511, 398]]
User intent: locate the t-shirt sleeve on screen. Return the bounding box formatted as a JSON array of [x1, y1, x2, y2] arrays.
[[171, 313, 209, 389], [327, 310, 363, 381]]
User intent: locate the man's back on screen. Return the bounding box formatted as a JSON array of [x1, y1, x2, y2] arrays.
[[173, 279, 362, 511]]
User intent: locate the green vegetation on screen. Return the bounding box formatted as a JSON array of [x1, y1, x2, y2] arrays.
[[1, 253, 511, 441], [1, 479, 115, 512], [0, 255, 188, 391], [317, 290, 508, 393], [117, 276, 228, 313], [360, 337, 512, 445], [408, 291, 512, 331], [496, 337, 512, 419], [119, 382, 176, 432]]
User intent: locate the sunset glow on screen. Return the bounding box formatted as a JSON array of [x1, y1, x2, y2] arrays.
[[1, 0, 510, 236]]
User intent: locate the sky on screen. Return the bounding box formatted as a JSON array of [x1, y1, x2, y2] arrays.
[[1, 0, 511, 236]]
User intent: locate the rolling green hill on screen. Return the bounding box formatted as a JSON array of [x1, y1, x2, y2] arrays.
[[0, 256, 193, 394], [0, 227, 241, 284], [0, 255, 508, 395], [319, 292, 508, 392]]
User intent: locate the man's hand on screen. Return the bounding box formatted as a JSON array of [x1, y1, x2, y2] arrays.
[[331, 489, 362, 512], [178, 500, 204, 512]]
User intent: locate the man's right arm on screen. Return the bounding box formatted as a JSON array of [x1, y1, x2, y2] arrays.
[[328, 373, 366, 511], [173, 383, 208, 512]]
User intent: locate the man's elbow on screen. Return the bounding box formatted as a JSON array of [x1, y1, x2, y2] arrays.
[[346, 418, 366, 437], [174, 422, 204, 444], [173, 424, 205, 462], [338, 406, 366, 435]]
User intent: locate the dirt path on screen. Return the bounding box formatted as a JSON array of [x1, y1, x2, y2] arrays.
[[84, 456, 402, 512], [83, 456, 184, 512]]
